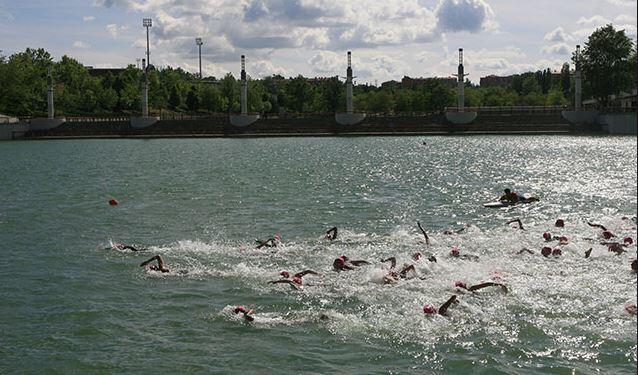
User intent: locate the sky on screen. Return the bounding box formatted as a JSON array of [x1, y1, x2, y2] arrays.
[[0, 0, 636, 84]]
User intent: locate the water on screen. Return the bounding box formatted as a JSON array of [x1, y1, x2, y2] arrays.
[[0, 136, 636, 374]]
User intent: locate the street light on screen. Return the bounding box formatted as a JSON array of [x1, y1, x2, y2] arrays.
[[143, 18, 152, 69], [195, 37, 203, 79]]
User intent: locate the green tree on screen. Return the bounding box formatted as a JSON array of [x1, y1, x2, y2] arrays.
[[580, 24, 635, 108]]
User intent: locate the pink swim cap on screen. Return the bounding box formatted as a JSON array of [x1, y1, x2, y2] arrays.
[[623, 237, 633, 244], [543, 232, 552, 241], [602, 230, 613, 239], [555, 219, 565, 227], [234, 306, 246, 314], [454, 281, 468, 289], [450, 247, 460, 257], [625, 303, 637, 315], [541, 247, 552, 257], [280, 271, 290, 278], [557, 236, 569, 244], [552, 248, 562, 256], [292, 276, 302, 285], [413, 252, 422, 261], [423, 304, 437, 314]]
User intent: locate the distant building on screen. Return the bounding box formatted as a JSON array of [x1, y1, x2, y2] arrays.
[[401, 76, 457, 89], [479, 75, 513, 88], [381, 80, 401, 89]]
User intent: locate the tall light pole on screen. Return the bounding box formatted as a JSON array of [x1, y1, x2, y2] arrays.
[[195, 37, 203, 79], [143, 18, 152, 70]]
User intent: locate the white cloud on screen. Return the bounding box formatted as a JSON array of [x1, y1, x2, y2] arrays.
[[435, 0, 496, 33], [544, 27, 568, 42], [542, 43, 570, 55], [83, 16, 95, 22], [106, 24, 120, 38], [604, 0, 635, 6], [577, 15, 611, 26], [72, 41, 91, 49], [615, 14, 636, 23]]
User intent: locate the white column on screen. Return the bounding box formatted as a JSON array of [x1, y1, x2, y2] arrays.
[[47, 67, 54, 119]]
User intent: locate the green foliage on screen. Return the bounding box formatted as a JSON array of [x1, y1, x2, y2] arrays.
[[3, 36, 628, 117], [580, 24, 635, 108]]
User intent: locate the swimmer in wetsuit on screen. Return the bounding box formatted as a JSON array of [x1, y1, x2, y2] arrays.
[[380, 257, 417, 284], [417, 221, 431, 245], [256, 234, 281, 249], [500, 189, 520, 203], [449, 247, 479, 261], [139, 255, 170, 273], [423, 295, 458, 317], [234, 306, 255, 322], [454, 281, 509, 293], [269, 270, 320, 288], [506, 218, 524, 230], [324, 227, 338, 241], [107, 243, 141, 251], [333, 256, 370, 271]]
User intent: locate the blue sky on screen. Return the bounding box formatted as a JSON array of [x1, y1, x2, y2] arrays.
[[1, 0, 636, 84]]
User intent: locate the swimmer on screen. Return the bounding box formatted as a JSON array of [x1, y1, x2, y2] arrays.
[[234, 306, 255, 322], [269, 270, 319, 288], [412, 251, 437, 262], [333, 256, 370, 272], [506, 218, 524, 230], [107, 243, 141, 251], [625, 303, 637, 316], [139, 255, 170, 273], [423, 295, 458, 317], [587, 222, 608, 231], [500, 188, 520, 203], [442, 224, 470, 235], [555, 219, 565, 228], [516, 248, 535, 255], [324, 227, 338, 241], [256, 234, 281, 249], [380, 257, 417, 283], [455, 281, 509, 293], [417, 221, 431, 245], [631, 259, 637, 273], [607, 243, 626, 255], [584, 248, 593, 258], [449, 247, 479, 261]]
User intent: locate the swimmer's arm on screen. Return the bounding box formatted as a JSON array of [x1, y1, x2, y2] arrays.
[[438, 295, 457, 316], [350, 260, 370, 266], [122, 245, 139, 251], [295, 270, 319, 278], [139, 255, 159, 267], [255, 238, 274, 249], [326, 227, 338, 240], [584, 248, 593, 258], [399, 264, 416, 277], [417, 221, 430, 245], [587, 222, 607, 231], [468, 282, 508, 293], [380, 257, 397, 269], [506, 219, 524, 230], [268, 280, 296, 285]]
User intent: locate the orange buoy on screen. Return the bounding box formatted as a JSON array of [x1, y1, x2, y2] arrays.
[[108, 198, 119, 206]]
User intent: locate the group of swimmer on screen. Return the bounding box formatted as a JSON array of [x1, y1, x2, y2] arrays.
[[106, 190, 637, 322]]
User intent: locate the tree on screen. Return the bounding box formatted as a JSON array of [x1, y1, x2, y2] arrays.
[[580, 24, 635, 108], [186, 86, 199, 111], [560, 63, 571, 98]]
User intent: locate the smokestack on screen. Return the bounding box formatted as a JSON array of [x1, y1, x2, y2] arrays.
[[346, 51, 353, 114], [240, 55, 248, 115], [141, 59, 149, 117], [574, 45, 582, 111], [457, 48, 465, 111]]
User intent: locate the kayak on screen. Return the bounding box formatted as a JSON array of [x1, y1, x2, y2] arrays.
[[483, 193, 539, 208]]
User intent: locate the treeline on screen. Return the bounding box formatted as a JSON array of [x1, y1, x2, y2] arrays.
[[2, 28, 634, 117], [0, 49, 572, 117]]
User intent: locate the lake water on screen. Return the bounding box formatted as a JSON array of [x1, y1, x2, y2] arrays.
[[1, 135, 636, 374]]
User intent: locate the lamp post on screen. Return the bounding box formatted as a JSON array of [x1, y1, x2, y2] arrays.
[[142, 18, 152, 70], [195, 37, 203, 78]]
